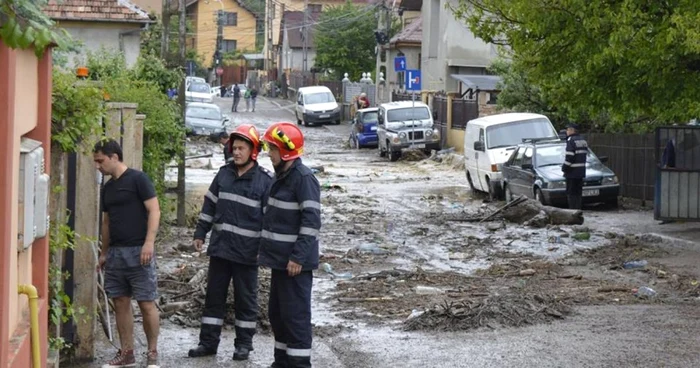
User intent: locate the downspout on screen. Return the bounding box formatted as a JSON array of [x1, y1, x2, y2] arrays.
[[17, 284, 41, 368]]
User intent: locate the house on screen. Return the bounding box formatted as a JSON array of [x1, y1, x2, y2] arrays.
[[265, 0, 368, 74], [45, 0, 154, 68], [279, 11, 321, 72], [0, 40, 53, 368], [401, 0, 498, 92], [379, 16, 422, 102], [186, 0, 261, 70]]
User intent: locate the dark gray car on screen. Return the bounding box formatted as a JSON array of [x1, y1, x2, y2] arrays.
[[502, 139, 620, 207], [185, 102, 229, 136]]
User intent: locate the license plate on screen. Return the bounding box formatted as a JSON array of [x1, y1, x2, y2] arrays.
[[583, 189, 599, 197], [412, 144, 426, 149], [371, 126, 377, 131], [320, 114, 330, 118]]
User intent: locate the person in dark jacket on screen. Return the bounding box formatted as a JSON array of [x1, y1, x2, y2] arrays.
[[259, 122, 321, 368], [561, 123, 588, 210], [216, 131, 232, 164], [232, 84, 241, 112], [250, 87, 259, 112], [188, 124, 273, 361]]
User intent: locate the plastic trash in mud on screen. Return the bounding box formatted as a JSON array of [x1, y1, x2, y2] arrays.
[[321, 181, 344, 191], [355, 243, 388, 255], [310, 165, 325, 174], [548, 235, 563, 244], [321, 262, 353, 280], [572, 232, 591, 241], [415, 285, 443, 295], [623, 260, 648, 269], [634, 286, 657, 298], [407, 309, 425, 320]]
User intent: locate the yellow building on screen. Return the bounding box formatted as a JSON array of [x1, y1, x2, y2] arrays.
[[187, 0, 260, 68]]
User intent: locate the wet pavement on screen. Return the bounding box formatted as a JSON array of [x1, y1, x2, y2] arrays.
[[68, 95, 700, 368]]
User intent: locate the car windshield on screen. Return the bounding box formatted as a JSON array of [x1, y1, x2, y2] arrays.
[[188, 83, 210, 93], [536, 145, 598, 167], [186, 106, 220, 120], [386, 107, 431, 122], [362, 112, 378, 122], [305, 92, 335, 104], [486, 118, 558, 149]]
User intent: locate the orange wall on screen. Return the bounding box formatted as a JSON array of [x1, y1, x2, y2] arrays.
[[193, 0, 259, 67], [0, 41, 52, 368]]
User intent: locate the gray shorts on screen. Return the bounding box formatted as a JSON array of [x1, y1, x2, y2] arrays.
[[104, 246, 158, 301]]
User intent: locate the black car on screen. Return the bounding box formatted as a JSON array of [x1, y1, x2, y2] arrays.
[[502, 139, 620, 207]]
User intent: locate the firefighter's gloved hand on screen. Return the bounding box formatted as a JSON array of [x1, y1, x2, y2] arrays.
[[193, 239, 204, 252]]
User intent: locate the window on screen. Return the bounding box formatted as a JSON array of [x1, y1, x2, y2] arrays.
[[387, 107, 431, 122], [308, 4, 322, 13], [485, 118, 558, 149], [224, 12, 238, 26], [522, 147, 533, 166], [511, 147, 525, 166], [222, 40, 237, 53]]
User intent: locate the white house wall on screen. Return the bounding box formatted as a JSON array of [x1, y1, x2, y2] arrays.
[[421, 0, 497, 92], [59, 25, 143, 68]]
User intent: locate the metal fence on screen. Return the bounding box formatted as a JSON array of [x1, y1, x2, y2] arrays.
[[451, 99, 478, 130], [391, 90, 413, 101], [585, 133, 656, 203], [433, 94, 448, 148]]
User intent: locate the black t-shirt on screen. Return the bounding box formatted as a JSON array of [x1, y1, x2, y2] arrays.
[[101, 168, 157, 247]]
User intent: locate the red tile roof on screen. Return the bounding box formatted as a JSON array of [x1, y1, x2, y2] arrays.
[[45, 0, 153, 23], [390, 17, 421, 46]]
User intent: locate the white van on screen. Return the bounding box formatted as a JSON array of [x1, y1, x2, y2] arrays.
[[295, 86, 341, 126], [463, 113, 558, 199]]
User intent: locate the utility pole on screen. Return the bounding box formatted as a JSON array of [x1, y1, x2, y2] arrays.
[[375, 1, 390, 102], [176, 0, 187, 226], [302, 0, 308, 72], [215, 8, 223, 86], [161, 0, 170, 59]]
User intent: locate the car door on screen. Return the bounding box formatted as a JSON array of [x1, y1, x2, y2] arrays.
[[474, 127, 488, 191], [376, 108, 387, 151], [519, 147, 536, 197], [507, 147, 526, 196]]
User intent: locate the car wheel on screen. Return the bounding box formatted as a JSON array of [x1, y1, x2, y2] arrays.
[[535, 188, 547, 205], [466, 171, 476, 192], [303, 119, 310, 127], [389, 150, 401, 162], [504, 184, 513, 202], [485, 177, 497, 201]]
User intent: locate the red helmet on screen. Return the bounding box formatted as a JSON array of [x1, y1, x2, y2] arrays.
[[262, 122, 304, 161], [229, 124, 262, 160]]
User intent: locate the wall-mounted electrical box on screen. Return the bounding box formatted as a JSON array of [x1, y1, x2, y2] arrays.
[[18, 137, 50, 250]]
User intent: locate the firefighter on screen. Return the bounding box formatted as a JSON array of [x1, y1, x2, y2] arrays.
[[188, 124, 273, 361], [562, 123, 588, 210], [259, 122, 321, 368]]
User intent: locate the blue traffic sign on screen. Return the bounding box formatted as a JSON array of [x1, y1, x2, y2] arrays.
[[394, 56, 406, 72], [405, 69, 421, 91]]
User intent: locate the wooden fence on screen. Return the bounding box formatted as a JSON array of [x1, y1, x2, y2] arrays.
[[450, 99, 478, 130], [585, 133, 656, 203]]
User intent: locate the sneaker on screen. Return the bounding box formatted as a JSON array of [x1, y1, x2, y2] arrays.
[[146, 350, 160, 368], [102, 350, 135, 368]]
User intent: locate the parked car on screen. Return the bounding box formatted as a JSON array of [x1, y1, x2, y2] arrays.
[[463, 113, 558, 199], [502, 138, 620, 207], [185, 102, 229, 136], [349, 107, 379, 148], [295, 86, 341, 126], [185, 76, 206, 89], [186, 82, 213, 103], [377, 101, 440, 161]]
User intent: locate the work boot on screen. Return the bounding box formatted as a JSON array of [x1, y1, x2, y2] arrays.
[[188, 345, 217, 358], [233, 346, 252, 360], [102, 349, 136, 368]]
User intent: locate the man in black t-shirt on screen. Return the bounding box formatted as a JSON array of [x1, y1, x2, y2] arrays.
[[95, 139, 162, 368]]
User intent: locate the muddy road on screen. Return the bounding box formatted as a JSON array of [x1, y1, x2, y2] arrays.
[[71, 96, 700, 368]]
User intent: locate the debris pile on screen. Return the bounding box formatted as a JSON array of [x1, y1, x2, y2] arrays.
[[404, 294, 572, 332], [399, 149, 428, 162]]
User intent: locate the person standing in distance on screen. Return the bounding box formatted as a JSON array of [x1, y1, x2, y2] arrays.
[[95, 139, 161, 368], [562, 123, 588, 210], [259, 122, 321, 368], [188, 124, 273, 361], [232, 84, 241, 112]]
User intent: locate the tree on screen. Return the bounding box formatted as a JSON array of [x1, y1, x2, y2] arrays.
[[0, 0, 70, 55], [314, 2, 378, 81], [452, 0, 700, 132]]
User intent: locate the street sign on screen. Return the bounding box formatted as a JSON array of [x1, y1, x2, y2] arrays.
[[216, 67, 224, 76], [405, 69, 421, 91], [394, 56, 406, 72]]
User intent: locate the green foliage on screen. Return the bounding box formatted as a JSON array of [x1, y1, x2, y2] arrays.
[[453, 0, 700, 132], [48, 213, 79, 352], [314, 2, 379, 81], [86, 49, 184, 197], [0, 0, 71, 56], [51, 69, 106, 153]]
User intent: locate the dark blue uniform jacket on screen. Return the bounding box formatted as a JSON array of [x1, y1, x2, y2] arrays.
[[562, 134, 588, 179]]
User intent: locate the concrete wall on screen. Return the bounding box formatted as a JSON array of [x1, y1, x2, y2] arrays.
[[193, 0, 258, 67], [421, 0, 497, 92], [281, 48, 317, 71], [0, 42, 52, 368], [54, 21, 145, 68]]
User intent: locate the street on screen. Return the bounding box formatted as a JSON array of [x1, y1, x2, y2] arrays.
[[74, 95, 700, 368]]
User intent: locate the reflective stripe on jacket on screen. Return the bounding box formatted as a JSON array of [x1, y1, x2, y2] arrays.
[[194, 163, 273, 264], [562, 134, 588, 179], [259, 159, 321, 271]]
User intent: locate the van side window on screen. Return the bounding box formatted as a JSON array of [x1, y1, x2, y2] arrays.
[[522, 147, 533, 166], [478, 128, 485, 143]]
